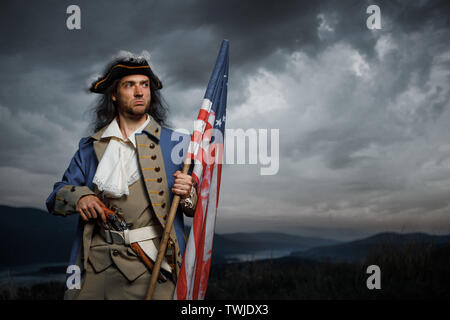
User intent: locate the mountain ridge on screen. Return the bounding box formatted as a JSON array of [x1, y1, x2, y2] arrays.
[[2, 205, 449, 268], [290, 231, 450, 263]]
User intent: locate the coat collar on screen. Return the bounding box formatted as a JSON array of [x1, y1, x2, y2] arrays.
[[139, 114, 161, 143]]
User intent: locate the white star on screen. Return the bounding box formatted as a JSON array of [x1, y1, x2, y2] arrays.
[[215, 118, 222, 127]]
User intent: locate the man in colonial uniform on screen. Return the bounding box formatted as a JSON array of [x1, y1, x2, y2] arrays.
[[46, 52, 197, 300]]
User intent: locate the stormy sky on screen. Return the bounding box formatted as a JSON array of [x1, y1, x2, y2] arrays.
[[1, 0, 450, 240]]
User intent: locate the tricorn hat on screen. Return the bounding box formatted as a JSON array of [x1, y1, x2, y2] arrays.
[[89, 51, 162, 94]]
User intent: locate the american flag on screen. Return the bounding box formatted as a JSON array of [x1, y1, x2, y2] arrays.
[[174, 40, 229, 300]]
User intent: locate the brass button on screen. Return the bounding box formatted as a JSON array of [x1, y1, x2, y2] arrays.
[[155, 166, 160, 172], [151, 155, 157, 160], [150, 143, 155, 149], [157, 177, 162, 183], [112, 249, 119, 257], [159, 190, 164, 196]]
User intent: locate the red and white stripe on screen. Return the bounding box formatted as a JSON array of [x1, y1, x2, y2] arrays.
[[174, 98, 223, 300]]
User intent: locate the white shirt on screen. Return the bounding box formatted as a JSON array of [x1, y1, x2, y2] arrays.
[[92, 115, 151, 198]]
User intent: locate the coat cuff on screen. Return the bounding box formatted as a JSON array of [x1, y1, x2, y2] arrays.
[[54, 185, 95, 216]]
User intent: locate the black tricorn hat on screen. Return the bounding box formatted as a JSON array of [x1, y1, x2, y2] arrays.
[[89, 52, 162, 94]]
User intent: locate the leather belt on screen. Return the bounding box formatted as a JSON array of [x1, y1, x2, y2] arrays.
[[100, 225, 162, 245], [99, 225, 172, 274]]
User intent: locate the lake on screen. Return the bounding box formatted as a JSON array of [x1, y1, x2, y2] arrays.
[[224, 249, 293, 263]]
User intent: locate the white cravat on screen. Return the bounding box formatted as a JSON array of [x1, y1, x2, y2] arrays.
[[93, 115, 150, 198]]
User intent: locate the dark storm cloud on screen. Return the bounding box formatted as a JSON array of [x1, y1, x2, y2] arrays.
[[1, 0, 449, 91], [1, 0, 450, 237]]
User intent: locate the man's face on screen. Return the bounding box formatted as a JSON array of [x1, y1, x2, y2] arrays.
[[112, 74, 151, 118]]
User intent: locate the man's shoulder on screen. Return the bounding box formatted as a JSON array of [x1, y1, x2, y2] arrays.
[[67, 136, 96, 163], [90, 125, 109, 141], [79, 136, 93, 144], [76, 136, 96, 153]]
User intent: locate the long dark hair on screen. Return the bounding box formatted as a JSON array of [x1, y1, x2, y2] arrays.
[[91, 79, 169, 133]]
